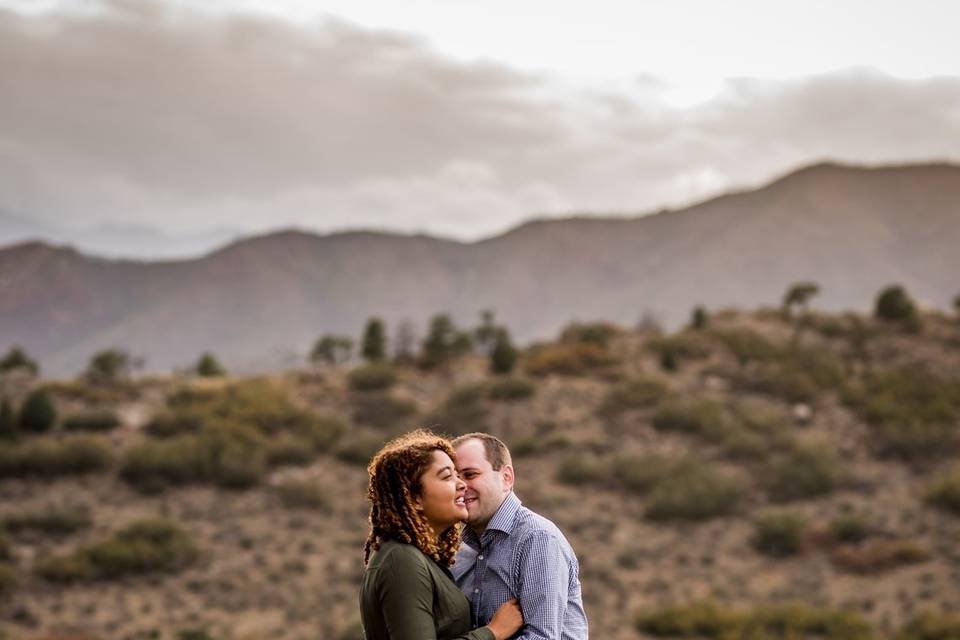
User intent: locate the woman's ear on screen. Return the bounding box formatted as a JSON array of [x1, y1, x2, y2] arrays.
[[412, 495, 424, 511]]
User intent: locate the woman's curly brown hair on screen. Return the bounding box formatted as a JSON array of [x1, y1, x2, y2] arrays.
[[364, 429, 462, 566]]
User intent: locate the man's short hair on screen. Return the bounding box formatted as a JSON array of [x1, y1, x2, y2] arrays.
[[452, 432, 512, 471]]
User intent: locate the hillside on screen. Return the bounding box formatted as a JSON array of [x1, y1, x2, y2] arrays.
[[2, 162, 960, 375], [1, 308, 959, 639]]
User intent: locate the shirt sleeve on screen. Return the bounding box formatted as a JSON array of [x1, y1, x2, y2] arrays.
[[378, 547, 496, 640], [513, 530, 569, 640]]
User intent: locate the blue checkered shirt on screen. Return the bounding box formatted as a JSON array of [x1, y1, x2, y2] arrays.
[[452, 492, 589, 640]]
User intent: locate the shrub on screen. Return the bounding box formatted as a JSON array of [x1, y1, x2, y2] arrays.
[[486, 377, 535, 401], [646, 333, 712, 366], [121, 425, 265, 492], [0, 398, 17, 440], [0, 562, 17, 594], [428, 385, 488, 435], [523, 343, 618, 377], [644, 463, 745, 521], [34, 518, 198, 582], [265, 435, 316, 467], [420, 314, 470, 370], [19, 388, 57, 433], [0, 436, 113, 479], [555, 455, 606, 486], [351, 393, 417, 429], [762, 445, 841, 502], [830, 539, 931, 574], [348, 363, 397, 392], [599, 376, 669, 417], [0, 346, 38, 376], [3, 506, 92, 537], [0, 529, 10, 561], [63, 410, 121, 433], [707, 327, 780, 365], [651, 398, 725, 436], [924, 468, 960, 516], [896, 612, 960, 640], [829, 514, 872, 544], [310, 334, 353, 367], [613, 455, 694, 495], [690, 306, 709, 330], [490, 328, 518, 375], [844, 368, 960, 461], [274, 479, 331, 511], [335, 434, 385, 467], [635, 601, 872, 640], [195, 353, 226, 377], [875, 284, 919, 327], [559, 322, 618, 348], [751, 512, 807, 557]]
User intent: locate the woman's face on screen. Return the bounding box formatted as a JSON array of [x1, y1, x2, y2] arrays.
[[415, 450, 468, 535]]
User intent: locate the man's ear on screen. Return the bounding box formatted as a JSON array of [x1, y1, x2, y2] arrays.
[[501, 464, 515, 493]]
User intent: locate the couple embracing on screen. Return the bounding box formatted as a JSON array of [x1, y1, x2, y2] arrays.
[[359, 430, 589, 639]]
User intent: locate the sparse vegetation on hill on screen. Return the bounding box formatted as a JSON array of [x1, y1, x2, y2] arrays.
[[1, 306, 960, 639]]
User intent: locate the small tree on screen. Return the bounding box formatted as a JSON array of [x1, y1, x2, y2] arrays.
[[392, 320, 417, 365], [19, 388, 56, 433], [474, 310, 498, 355], [195, 353, 226, 377], [690, 306, 709, 331], [490, 328, 518, 375], [310, 335, 353, 368], [953, 292, 960, 317], [875, 285, 918, 326], [0, 398, 18, 440], [86, 349, 131, 384], [361, 317, 387, 363], [421, 314, 457, 369], [0, 346, 39, 376], [782, 282, 820, 318]]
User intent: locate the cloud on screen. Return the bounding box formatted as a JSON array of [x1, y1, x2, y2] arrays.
[[1, 0, 959, 247]]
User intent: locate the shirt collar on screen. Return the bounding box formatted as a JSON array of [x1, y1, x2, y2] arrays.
[[461, 491, 522, 548]]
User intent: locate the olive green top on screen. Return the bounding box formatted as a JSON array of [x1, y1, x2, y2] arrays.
[[360, 539, 496, 640]]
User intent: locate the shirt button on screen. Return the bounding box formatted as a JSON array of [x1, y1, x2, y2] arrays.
[[474, 589, 479, 594], [478, 555, 484, 560]]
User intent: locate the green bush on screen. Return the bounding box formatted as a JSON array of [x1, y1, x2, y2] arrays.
[[0, 398, 17, 440], [265, 435, 316, 467], [63, 410, 121, 432], [644, 463, 745, 521], [486, 377, 535, 401], [599, 376, 669, 417], [523, 343, 619, 377], [19, 388, 56, 433], [707, 327, 780, 365], [751, 512, 807, 557], [896, 612, 960, 640], [924, 468, 960, 516], [559, 322, 618, 348], [613, 455, 693, 495], [85, 348, 132, 384], [3, 505, 92, 537], [829, 514, 872, 544], [0, 562, 17, 594], [274, 479, 331, 511], [646, 333, 712, 367], [34, 518, 198, 582], [844, 368, 960, 461], [652, 398, 725, 436], [351, 393, 417, 429], [349, 363, 397, 391], [195, 353, 226, 377], [335, 434, 385, 467], [0, 436, 113, 479], [830, 539, 930, 574], [490, 328, 519, 375], [121, 425, 265, 492], [0, 346, 39, 376], [0, 529, 10, 561], [428, 385, 488, 435], [762, 445, 841, 502], [636, 601, 873, 640], [555, 455, 606, 486]]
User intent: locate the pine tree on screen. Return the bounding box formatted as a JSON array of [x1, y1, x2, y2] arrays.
[[196, 353, 226, 377], [490, 328, 518, 375], [361, 317, 387, 362]]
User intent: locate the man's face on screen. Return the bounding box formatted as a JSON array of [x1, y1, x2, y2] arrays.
[[454, 438, 513, 532]]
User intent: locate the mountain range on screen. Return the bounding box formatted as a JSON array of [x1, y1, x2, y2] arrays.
[[2, 161, 958, 375]]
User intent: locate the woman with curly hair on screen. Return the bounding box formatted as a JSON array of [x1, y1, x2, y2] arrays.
[[360, 429, 523, 640]]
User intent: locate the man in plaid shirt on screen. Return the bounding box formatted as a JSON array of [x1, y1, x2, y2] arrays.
[[451, 433, 589, 640]]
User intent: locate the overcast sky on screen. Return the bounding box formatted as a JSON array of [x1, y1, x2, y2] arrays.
[[2, 0, 959, 245]]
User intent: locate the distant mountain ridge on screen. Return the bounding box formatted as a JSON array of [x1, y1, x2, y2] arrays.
[[2, 161, 959, 375]]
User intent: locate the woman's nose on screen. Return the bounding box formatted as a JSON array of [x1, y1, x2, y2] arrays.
[[456, 477, 466, 490]]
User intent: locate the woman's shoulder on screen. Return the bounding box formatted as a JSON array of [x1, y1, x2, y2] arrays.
[[370, 539, 430, 570]]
